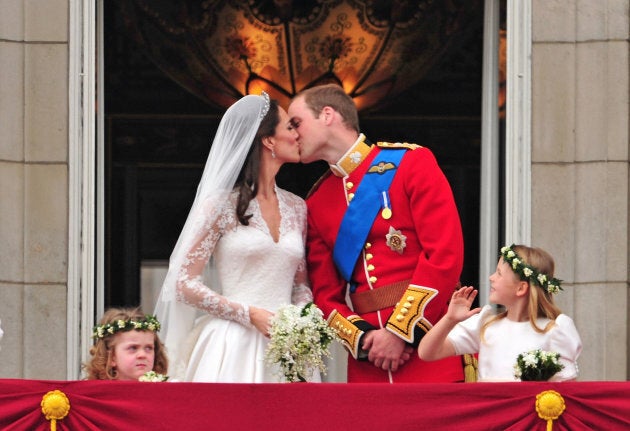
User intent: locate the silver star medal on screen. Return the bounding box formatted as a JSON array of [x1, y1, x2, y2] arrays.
[[385, 226, 406, 254]]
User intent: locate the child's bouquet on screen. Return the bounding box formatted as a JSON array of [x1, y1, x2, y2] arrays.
[[514, 349, 564, 381], [265, 302, 338, 382], [138, 371, 169, 382]]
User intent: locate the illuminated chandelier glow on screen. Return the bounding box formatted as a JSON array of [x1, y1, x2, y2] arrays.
[[120, 0, 481, 111]]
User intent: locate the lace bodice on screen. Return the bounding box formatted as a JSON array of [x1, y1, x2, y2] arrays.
[[175, 187, 312, 327]]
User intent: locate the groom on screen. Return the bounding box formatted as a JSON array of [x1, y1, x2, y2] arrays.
[[288, 84, 467, 383]]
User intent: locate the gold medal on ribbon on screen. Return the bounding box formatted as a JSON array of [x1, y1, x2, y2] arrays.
[[381, 191, 392, 220]]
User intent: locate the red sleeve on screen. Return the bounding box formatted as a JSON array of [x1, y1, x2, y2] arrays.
[[405, 147, 464, 324], [306, 205, 354, 319], [383, 148, 464, 344], [306, 182, 376, 358]]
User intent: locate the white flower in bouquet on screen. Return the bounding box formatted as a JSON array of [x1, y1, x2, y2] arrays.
[[138, 371, 169, 382], [265, 302, 338, 382], [514, 349, 564, 381]]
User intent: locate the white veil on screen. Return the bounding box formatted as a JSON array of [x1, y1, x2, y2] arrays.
[[154, 92, 270, 363]]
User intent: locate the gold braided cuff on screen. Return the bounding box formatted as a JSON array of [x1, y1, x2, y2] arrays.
[[385, 285, 438, 343], [328, 310, 365, 360]]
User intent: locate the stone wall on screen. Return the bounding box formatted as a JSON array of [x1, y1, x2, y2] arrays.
[[531, 0, 630, 379], [0, 0, 69, 379]]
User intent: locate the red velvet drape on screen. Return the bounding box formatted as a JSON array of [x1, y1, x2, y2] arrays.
[[1, 379, 628, 430]]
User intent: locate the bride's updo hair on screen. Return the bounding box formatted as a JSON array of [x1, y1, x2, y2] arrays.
[[235, 98, 280, 225]]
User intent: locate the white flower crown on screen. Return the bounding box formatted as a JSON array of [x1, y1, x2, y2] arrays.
[[92, 315, 161, 339], [500, 244, 562, 294]]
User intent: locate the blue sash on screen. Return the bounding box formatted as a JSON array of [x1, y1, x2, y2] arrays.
[[332, 148, 405, 284]]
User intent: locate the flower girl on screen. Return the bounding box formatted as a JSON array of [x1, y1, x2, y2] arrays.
[[418, 245, 582, 381], [84, 307, 168, 381]]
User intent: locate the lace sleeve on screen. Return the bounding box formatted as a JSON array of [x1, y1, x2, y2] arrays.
[[175, 197, 252, 328], [290, 195, 313, 307], [291, 264, 313, 306]]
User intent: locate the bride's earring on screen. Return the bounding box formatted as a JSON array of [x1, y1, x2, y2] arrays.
[[263, 137, 276, 159]]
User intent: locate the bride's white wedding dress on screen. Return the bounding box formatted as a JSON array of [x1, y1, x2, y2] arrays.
[[170, 187, 314, 382]]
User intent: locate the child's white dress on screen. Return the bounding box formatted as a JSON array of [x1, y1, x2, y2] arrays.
[[447, 305, 582, 381]]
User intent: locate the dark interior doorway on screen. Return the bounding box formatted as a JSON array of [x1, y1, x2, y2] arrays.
[[103, 2, 484, 308]]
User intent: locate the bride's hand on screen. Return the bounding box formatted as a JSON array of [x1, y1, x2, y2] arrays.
[[249, 306, 274, 337]]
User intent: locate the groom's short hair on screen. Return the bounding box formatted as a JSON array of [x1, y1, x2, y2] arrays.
[[299, 84, 359, 132]]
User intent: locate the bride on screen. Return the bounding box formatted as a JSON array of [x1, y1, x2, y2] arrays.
[[155, 93, 314, 382]]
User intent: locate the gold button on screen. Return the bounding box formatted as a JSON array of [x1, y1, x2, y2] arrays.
[[367, 264, 375, 271], [396, 314, 405, 322], [369, 276, 377, 283], [407, 296, 415, 302], [346, 182, 354, 190], [365, 243, 372, 249], [400, 308, 408, 315], [347, 193, 355, 201], [403, 302, 412, 308], [365, 253, 373, 260]]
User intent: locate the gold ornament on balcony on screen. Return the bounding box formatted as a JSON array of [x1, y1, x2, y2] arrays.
[[535, 390, 566, 431], [41, 390, 70, 431]]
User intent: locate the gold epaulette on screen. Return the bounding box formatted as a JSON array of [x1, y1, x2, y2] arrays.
[[385, 284, 437, 343], [328, 310, 365, 360], [377, 141, 422, 150]]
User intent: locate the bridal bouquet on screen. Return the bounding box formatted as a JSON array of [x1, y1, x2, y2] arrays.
[[138, 371, 169, 382], [265, 302, 338, 382], [514, 349, 564, 381]]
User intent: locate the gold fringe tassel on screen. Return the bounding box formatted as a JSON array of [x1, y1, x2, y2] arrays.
[[462, 353, 478, 382]]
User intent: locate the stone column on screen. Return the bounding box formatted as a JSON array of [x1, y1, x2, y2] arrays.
[[0, 0, 69, 379], [532, 0, 629, 380]]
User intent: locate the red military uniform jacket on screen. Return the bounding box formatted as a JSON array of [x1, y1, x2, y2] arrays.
[[306, 135, 465, 382]]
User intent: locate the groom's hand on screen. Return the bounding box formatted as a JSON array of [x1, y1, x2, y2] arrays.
[[362, 329, 409, 372]]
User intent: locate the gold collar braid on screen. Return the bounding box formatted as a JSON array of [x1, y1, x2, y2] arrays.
[[329, 134, 373, 177]]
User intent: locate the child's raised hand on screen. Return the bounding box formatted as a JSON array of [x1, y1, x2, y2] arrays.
[[446, 286, 482, 322]]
